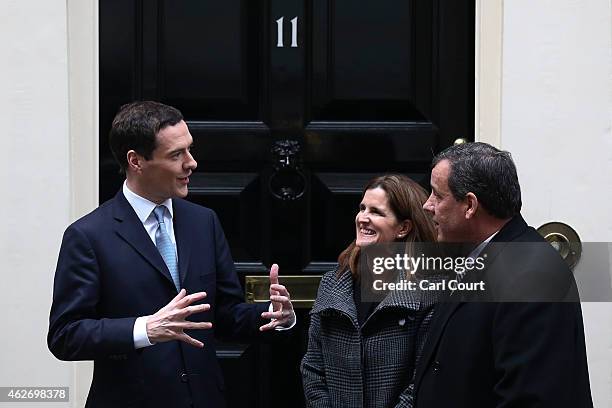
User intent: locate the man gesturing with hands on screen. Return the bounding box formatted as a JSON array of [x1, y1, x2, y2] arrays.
[[48, 101, 295, 408], [146, 265, 293, 348], [145, 290, 213, 348]]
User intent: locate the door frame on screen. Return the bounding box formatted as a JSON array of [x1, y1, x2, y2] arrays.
[[68, 1, 499, 404]]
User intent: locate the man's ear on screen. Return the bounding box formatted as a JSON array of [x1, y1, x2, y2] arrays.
[[126, 150, 143, 173], [465, 192, 479, 219], [397, 219, 413, 238]]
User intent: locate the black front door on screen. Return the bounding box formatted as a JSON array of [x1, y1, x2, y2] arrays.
[[100, 1, 474, 406]]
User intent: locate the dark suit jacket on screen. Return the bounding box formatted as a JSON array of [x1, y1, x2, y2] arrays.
[[48, 191, 269, 408], [413, 215, 593, 408]]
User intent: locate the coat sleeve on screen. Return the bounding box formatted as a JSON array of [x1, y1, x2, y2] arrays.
[[301, 310, 332, 408], [48, 225, 136, 360], [209, 211, 269, 341]]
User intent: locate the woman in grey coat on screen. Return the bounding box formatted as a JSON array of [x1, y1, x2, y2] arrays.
[[301, 174, 438, 408]]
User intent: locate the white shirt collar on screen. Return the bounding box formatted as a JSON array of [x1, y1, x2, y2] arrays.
[[468, 230, 499, 259], [122, 181, 174, 222]]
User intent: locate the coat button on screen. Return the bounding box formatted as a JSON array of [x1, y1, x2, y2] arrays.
[[432, 361, 441, 373], [181, 372, 189, 383]]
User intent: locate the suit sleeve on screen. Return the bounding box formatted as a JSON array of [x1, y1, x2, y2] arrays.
[[492, 301, 592, 408], [300, 310, 332, 408], [210, 211, 269, 341], [48, 225, 136, 360]]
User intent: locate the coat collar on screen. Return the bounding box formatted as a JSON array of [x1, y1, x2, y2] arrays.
[[310, 268, 357, 324], [311, 268, 428, 329], [463, 214, 530, 283], [490, 214, 528, 243]]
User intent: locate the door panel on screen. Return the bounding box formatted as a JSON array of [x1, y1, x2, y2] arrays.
[[160, 0, 261, 119], [310, 0, 417, 116]]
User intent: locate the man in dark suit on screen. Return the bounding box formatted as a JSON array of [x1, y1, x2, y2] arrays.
[[413, 142, 592, 407], [48, 101, 295, 407]]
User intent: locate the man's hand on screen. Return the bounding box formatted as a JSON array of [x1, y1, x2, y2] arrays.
[[146, 289, 212, 348], [259, 264, 295, 331]]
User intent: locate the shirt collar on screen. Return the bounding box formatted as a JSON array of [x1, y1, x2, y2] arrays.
[[122, 181, 174, 222], [468, 230, 499, 259]]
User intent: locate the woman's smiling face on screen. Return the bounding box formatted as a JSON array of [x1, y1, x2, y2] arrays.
[[355, 187, 411, 247]]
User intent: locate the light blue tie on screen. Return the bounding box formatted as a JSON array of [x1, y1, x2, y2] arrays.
[[153, 206, 180, 291]]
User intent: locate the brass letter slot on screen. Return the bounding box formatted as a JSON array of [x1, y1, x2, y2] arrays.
[[245, 275, 322, 308]]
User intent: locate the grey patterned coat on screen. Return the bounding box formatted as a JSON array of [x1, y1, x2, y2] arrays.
[[301, 269, 437, 408]]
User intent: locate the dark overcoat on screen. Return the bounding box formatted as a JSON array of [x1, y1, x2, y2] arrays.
[[413, 215, 593, 408]]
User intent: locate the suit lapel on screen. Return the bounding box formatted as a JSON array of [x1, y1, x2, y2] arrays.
[[112, 191, 176, 289], [172, 199, 192, 287]]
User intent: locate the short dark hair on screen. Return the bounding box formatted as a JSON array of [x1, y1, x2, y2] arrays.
[[109, 101, 184, 173], [432, 142, 522, 219]]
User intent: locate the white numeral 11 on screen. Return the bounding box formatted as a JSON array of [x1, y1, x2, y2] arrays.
[[276, 16, 299, 48]]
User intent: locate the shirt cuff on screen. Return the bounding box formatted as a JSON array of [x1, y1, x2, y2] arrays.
[[133, 316, 154, 349], [268, 303, 297, 331]]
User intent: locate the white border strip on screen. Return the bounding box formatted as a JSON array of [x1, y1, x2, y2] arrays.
[[475, 0, 503, 147]]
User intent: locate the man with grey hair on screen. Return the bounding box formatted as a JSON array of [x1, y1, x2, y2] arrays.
[[412, 142, 592, 407]]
